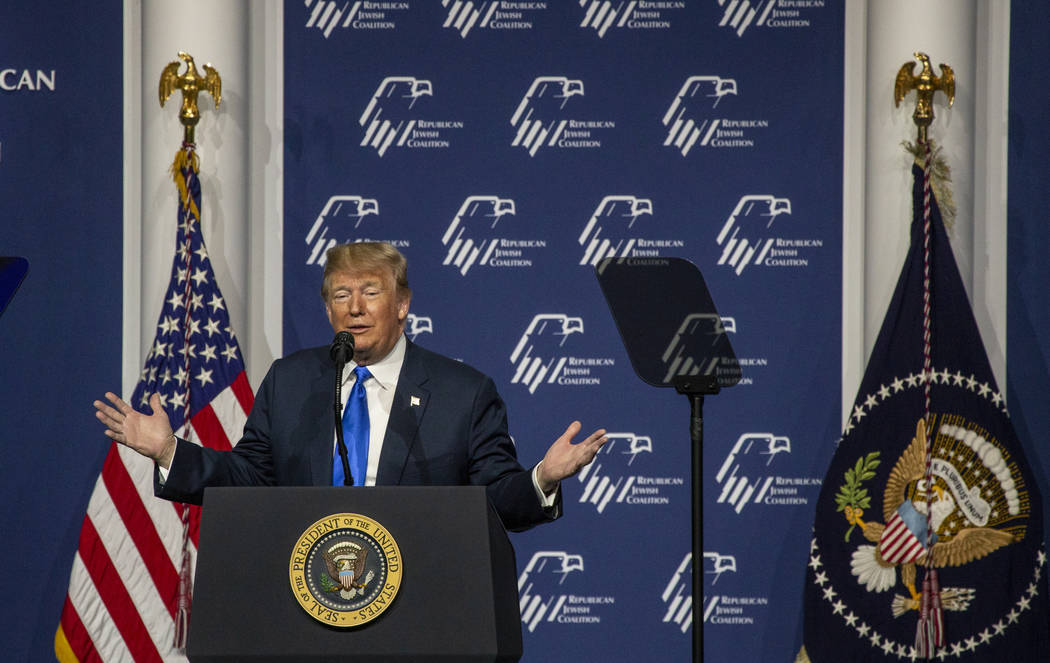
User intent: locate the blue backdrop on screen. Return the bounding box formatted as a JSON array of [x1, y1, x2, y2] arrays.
[[0, 2, 123, 661], [6, 2, 1050, 662], [284, 3, 842, 660], [1007, 3, 1050, 551]]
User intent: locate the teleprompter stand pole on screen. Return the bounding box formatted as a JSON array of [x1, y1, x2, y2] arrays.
[[674, 374, 720, 663]]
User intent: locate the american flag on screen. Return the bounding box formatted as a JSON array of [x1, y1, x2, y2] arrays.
[[56, 146, 253, 662]]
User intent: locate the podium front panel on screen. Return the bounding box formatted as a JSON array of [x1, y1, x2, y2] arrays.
[[187, 486, 520, 662]]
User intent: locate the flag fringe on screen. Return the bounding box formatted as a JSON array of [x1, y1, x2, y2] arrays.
[[170, 144, 201, 222], [904, 140, 955, 232]]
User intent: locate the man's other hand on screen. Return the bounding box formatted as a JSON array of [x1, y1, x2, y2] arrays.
[[536, 421, 608, 493], [94, 392, 177, 468]]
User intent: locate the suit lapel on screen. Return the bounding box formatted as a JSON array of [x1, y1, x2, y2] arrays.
[[376, 341, 430, 485], [308, 353, 339, 486]]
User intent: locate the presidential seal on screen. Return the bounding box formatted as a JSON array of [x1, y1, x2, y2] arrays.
[[289, 513, 402, 627]]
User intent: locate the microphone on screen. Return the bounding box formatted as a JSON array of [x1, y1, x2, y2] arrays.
[[330, 331, 355, 486], [330, 330, 355, 364]]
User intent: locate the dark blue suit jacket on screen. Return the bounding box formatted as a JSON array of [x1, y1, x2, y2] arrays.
[[156, 339, 558, 531]]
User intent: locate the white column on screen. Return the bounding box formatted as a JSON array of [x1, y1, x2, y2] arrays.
[[972, 2, 1011, 392], [246, 2, 284, 388], [841, 0, 867, 424], [863, 1, 977, 357], [135, 0, 250, 383]]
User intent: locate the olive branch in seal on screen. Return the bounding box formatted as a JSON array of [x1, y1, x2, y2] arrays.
[[834, 451, 881, 542], [320, 571, 341, 593]]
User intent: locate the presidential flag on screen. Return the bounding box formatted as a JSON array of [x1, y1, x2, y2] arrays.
[[799, 160, 1050, 661], [56, 146, 253, 662]]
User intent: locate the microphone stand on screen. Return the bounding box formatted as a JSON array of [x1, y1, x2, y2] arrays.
[[331, 332, 355, 486], [333, 360, 354, 486]]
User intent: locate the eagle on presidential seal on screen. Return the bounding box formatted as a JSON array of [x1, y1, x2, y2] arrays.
[[841, 418, 1020, 617], [321, 541, 373, 600]]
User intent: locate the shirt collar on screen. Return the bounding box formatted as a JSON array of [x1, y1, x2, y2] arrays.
[[345, 333, 406, 391]]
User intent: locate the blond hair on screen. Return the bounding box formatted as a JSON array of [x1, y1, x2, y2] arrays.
[[321, 242, 411, 301]]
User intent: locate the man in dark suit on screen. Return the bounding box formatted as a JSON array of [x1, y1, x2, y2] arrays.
[[95, 242, 607, 531]]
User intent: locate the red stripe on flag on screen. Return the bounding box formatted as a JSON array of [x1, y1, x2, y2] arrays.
[[191, 403, 233, 451], [59, 596, 100, 663], [78, 517, 165, 663], [189, 503, 202, 549], [99, 445, 179, 619], [231, 370, 254, 416]]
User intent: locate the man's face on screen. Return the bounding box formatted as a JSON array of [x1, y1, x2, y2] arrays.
[[324, 268, 409, 366]]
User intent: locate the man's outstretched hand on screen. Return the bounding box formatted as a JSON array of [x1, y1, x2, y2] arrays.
[[94, 392, 177, 468], [536, 421, 608, 494]]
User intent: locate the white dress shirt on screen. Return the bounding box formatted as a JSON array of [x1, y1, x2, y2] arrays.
[[337, 332, 406, 486], [338, 334, 557, 507]]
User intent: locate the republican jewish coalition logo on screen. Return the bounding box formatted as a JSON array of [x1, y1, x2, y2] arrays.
[[717, 195, 811, 275], [303, 0, 409, 38], [660, 314, 770, 387], [305, 196, 379, 265], [576, 433, 685, 513], [441, 196, 531, 275], [519, 551, 583, 632], [662, 551, 771, 633], [511, 77, 583, 156], [663, 75, 763, 156], [578, 196, 652, 265], [359, 77, 432, 156], [714, 432, 818, 514], [288, 513, 403, 627], [714, 0, 825, 37], [509, 76, 614, 156], [578, 0, 685, 37], [509, 314, 583, 393], [441, 0, 545, 37], [518, 551, 613, 631], [358, 77, 463, 156], [578, 196, 688, 264]]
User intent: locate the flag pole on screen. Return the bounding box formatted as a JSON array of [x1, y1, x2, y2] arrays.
[[158, 51, 222, 650], [893, 50, 955, 661]]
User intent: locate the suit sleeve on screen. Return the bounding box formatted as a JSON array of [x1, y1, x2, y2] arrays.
[[468, 376, 562, 532], [154, 363, 279, 504]]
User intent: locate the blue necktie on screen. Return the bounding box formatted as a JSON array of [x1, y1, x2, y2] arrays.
[[334, 365, 371, 486]]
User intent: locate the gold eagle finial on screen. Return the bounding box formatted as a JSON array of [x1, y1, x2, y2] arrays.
[[894, 52, 955, 144], [159, 51, 222, 144]]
